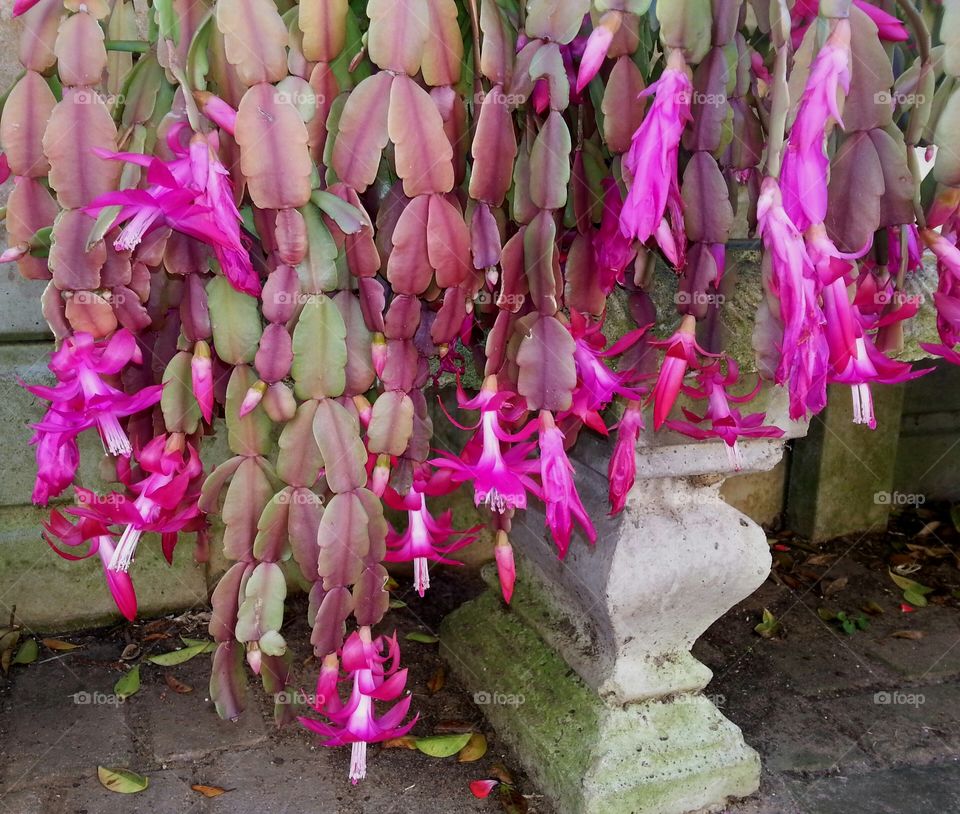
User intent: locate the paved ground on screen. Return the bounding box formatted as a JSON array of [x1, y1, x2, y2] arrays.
[[2, 507, 959, 813]]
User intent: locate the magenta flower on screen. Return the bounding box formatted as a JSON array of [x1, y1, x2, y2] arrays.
[[649, 315, 715, 429], [757, 178, 828, 420], [780, 20, 850, 232], [576, 15, 618, 93], [620, 50, 692, 250], [25, 330, 162, 504], [194, 91, 238, 135], [493, 531, 516, 605], [12, 0, 41, 15], [665, 360, 784, 469], [383, 487, 478, 597], [607, 402, 643, 515], [299, 628, 418, 784], [431, 377, 537, 514], [68, 434, 204, 571], [88, 125, 260, 296], [536, 412, 596, 557], [43, 512, 138, 621]]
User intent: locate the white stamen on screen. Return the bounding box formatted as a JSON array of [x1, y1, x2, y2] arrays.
[[349, 741, 367, 784], [414, 557, 430, 597], [851, 384, 875, 428], [98, 414, 132, 457], [109, 523, 142, 572], [725, 442, 743, 471]]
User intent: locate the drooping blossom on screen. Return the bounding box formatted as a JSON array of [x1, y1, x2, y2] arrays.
[[620, 50, 692, 255], [67, 434, 205, 572], [42, 512, 137, 620], [757, 178, 828, 420], [87, 125, 260, 296], [431, 377, 537, 514], [536, 412, 596, 557], [665, 360, 784, 469], [649, 315, 716, 429], [383, 486, 478, 597], [607, 401, 643, 515], [576, 13, 620, 93], [780, 20, 851, 232], [493, 531, 516, 604], [193, 91, 238, 135], [299, 629, 417, 784], [24, 330, 162, 504]]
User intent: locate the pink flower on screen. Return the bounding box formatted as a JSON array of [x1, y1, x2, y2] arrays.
[[43, 512, 138, 621], [24, 330, 162, 504], [431, 377, 537, 514], [68, 435, 204, 571], [194, 91, 238, 135], [607, 402, 643, 515], [665, 361, 784, 469], [576, 15, 618, 93], [299, 629, 418, 784], [88, 125, 260, 296], [383, 487, 477, 596], [494, 531, 516, 604], [780, 20, 851, 231], [620, 51, 692, 250], [757, 178, 828, 420], [649, 315, 714, 429], [12, 0, 41, 15], [537, 412, 596, 557]]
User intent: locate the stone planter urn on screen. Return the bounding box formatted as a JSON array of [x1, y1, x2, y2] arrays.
[[442, 391, 806, 814]]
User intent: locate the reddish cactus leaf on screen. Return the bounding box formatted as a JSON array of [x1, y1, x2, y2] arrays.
[[498, 229, 528, 313], [388, 75, 455, 197], [1, 71, 56, 178], [235, 84, 313, 210], [523, 211, 560, 314], [43, 88, 120, 208], [934, 90, 960, 185], [529, 43, 569, 111], [682, 152, 733, 244], [255, 322, 294, 382], [311, 586, 353, 656], [432, 86, 468, 184], [333, 291, 376, 394], [112, 286, 152, 333], [470, 88, 518, 206], [529, 111, 571, 211], [367, 0, 428, 75], [54, 11, 108, 87], [200, 455, 246, 514], [516, 314, 577, 411], [431, 287, 469, 345], [565, 232, 606, 317], [17, 0, 61, 73], [602, 56, 647, 153], [287, 489, 322, 583], [300, 0, 348, 62], [353, 563, 390, 626], [525, 0, 590, 43], [215, 0, 288, 86], [317, 491, 369, 586], [387, 195, 433, 295], [222, 456, 275, 560], [307, 62, 340, 163], [49, 210, 106, 291], [252, 490, 293, 562], [367, 391, 415, 456], [385, 294, 422, 339], [428, 195, 472, 288], [331, 72, 393, 192], [841, 5, 894, 132], [210, 640, 247, 721], [683, 47, 732, 154], [312, 398, 368, 493], [64, 291, 117, 338], [826, 131, 884, 253], [5, 178, 57, 280], [209, 562, 248, 642], [868, 127, 915, 227], [479, 0, 514, 85], [421, 0, 463, 87]]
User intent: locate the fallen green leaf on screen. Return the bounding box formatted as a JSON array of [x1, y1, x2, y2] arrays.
[[754, 608, 782, 639], [414, 733, 472, 758], [114, 665, 141, 700], [13, 638, 38, 665], [97, 766, 149, 794], [146, 643, 211, 666], [405, 631, 439, 644], [458, 732, 488, 762]]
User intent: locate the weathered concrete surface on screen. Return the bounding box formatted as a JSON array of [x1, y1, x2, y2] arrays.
[[720, 456, 788, 527], [787, 383, 906, 542]]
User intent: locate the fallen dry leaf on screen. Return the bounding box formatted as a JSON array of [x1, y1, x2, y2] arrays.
[[382, 736, 418, 750], [426, 665, 445, 695], [42, 638, 80, 651], [191, 784, 229, 798], [823, 576, 848, 597], [890, 630, 926, 640], [489, 762, 515, 785], [458, 733, 488, 763], [433, 719, 475, 734], [805, 554, 837, 566], [164, 674, 194, 694], [120, 643, 140, 661]]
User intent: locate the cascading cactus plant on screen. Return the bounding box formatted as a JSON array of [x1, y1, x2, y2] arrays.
[[4, 0, 960, 783]]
